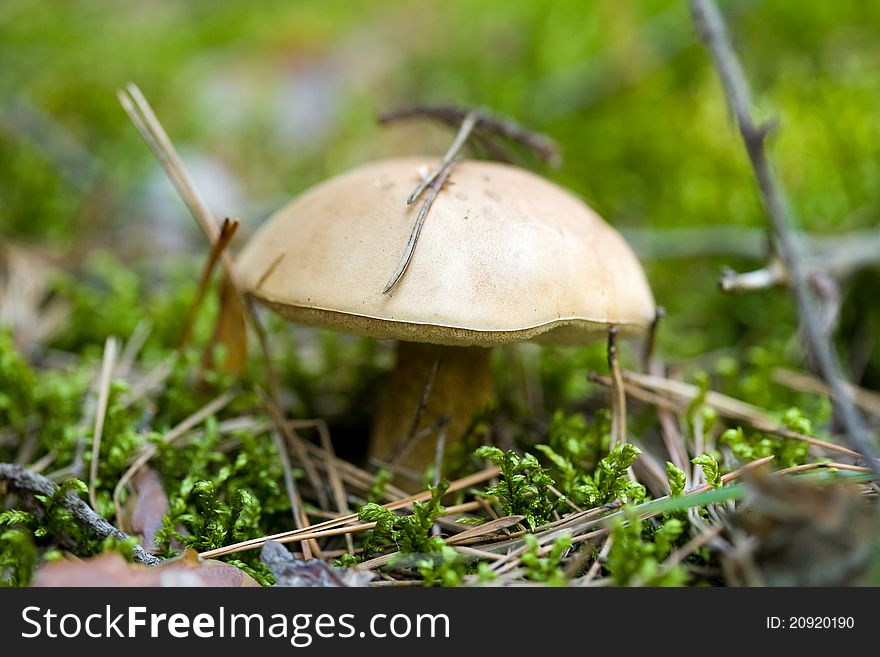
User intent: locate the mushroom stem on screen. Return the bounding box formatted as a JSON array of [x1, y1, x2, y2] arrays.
[[370, 341, 492, 485]]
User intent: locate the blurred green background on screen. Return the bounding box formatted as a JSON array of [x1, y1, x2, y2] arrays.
[[2, 0, 879, 384]]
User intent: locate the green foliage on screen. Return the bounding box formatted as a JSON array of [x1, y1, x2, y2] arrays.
[[0, 332, 38, 431], [417, 545, 466, 587], [155, 479, 273, 585], [536, 442, 646, 508], [475, 446, 560, 529], [692, 454, 722, 489], [359, 481, 449, 557], [0, 332, 87, 463], [720, 419, 809, 470], [521, 534, 571, 586], [88, 382, 146, 517], [544, 409, 611, 473], [0, 530, 38, 587], [666, 462, 687, 497], [0, 477, 129, 585], [0, 510, 37, 528], [605, 511, 687, 586], [156, 481, 262, 553], [49, 255, 208, 356], [416, 545, 498, 587]]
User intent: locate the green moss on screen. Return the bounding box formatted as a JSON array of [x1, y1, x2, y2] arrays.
[[606, 510, 687, 586], [358, 480, 449, 558], [521, 534, 571, 586], [475, 446, 561, 529], [691, 454, 722, 490]]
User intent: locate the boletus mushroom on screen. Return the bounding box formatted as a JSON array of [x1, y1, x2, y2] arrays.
[[237, 157, 655, 484]]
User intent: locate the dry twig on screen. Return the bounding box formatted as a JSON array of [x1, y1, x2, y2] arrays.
[[1, 463, 160, 566], [380, 104, 561, 166], [688, 0, 880, 476]]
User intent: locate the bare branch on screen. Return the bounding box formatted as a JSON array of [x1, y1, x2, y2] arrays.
[[379, 104, 561, 167], [1, 463, 160, 566], [406, 111, 477, 205], [689, 0, 880, 476]]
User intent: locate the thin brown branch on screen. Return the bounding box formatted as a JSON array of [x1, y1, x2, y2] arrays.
[[407, 111, 477, 205], [689, 0, 880, 476], [178, 217, 240, 349], [1, 463, 160, 566], [772, 368, 880, 418], [313, 419, 354, 554], [590, 370, 862, 460], [261, 391, 329, 512], [379, 104, 561, 166]]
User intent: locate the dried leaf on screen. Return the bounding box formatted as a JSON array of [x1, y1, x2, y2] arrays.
[[119, 467, 169, 551], [202, 274, 247, 375], [34, 549, 260, 587], [260, 540, 374, 587]]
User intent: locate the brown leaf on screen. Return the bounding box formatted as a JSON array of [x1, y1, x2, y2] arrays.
[[119, 467, 170, 552], [34, 549, 260, 587], [204, 274, 247, 375]]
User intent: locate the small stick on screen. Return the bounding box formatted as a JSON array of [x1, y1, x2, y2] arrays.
[[607, 327, 627, 448], [379, 104, 561, 166], [773, 462, 872, 477], [406, 111, 477, 206], [590, 370, 862, 459], [772, 368, 880, 418], [268, 428, 315, 561], [314, 420, 354, 554], [261, 390, 329, 512], [89, 337, 118, 510], [1, 463, 160, 566], [118, 85, 219, 246], [179, 217, 240, 349], [297, 433, 410, 502], [382, 160, 457, 294], [444, 515, 525, 546], [719, 258, 787, 293], [689, 0, 880, 477], [118, 84, 284, 428], [431, 416, 449, 490]]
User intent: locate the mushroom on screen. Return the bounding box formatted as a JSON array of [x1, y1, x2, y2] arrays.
[[237, 157, 655, 482]]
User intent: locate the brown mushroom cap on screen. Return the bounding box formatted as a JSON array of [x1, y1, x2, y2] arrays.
[[238, 157, 655, 347]]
